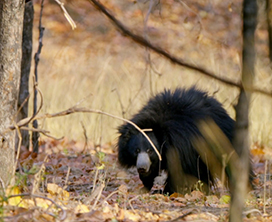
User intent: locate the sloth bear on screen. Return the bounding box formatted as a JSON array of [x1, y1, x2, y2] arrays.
[[117, 87, 251, 194]]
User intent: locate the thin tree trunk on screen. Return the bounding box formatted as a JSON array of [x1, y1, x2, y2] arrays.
[[17, 1, 34, 149], [229, 0, 257, 221], [32, 0, 45, 153], [0, 1, 25, 188], [266, 0, 272, 61]]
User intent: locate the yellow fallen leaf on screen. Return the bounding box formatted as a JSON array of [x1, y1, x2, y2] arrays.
[[75, 204, 89, 213], [19, 199, 35, 208], [19, 198, 51, 209], [220, 195, 231, 204], [96, 163, 105, 170], [47, 183, 69, 204], [6, 186, 22, 206]]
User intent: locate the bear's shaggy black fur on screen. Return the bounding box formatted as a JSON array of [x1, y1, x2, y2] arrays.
[[117, 87, 249, 194]]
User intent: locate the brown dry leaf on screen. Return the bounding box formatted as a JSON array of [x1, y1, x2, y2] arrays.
[[21, 158, 34, 172], [116, 171, 128, 178], [76, 210, 114, 221], [172, 202, 186, 207], [185, 190, 204, 202], [36, 213, 55, 222], [118, 184, 128, 194], [205, 195, 219, 205], [47, 183, 69, 204], [174, 196, 187, 204], [20, 150, 32, 160], [116, 208, 125, 221], [170, 192, 184, 199], [204, 195, 220, 208], [186, 212, 219, 221], [251, 147, 265, 157]]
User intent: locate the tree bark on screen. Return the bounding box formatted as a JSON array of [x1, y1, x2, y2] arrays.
[[266, 0, 272, 61], [0, 1, 25, 188], [229, 0, 257, 221], [17, 1, 34, 149]]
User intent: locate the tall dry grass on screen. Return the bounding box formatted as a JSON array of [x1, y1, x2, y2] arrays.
[[31, 1, 272, 149]]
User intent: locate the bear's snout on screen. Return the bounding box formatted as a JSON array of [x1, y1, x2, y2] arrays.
[[136, 152, 151, 174]]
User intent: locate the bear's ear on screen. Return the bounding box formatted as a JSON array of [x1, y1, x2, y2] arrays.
[[118, 125, 132, 142], [117, 125, 136, 168]]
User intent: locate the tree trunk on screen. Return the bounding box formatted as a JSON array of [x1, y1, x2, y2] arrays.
[[266, 0, 272, 61], [229, 0, 257, 221], [0, 1, 25, 188], [17, 1, 34, 149]]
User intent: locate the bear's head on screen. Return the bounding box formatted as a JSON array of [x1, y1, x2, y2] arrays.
[[118, 126, 160, 176]]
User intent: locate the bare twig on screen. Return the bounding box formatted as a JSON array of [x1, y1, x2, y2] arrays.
[[20, 126, 49, 134], [21, 126, 63, 140], [128, 195, 140, 214], [32, 155, 48, 194], [0, 178, 5, 193], [16, 94, 31, 118], [35, 107, 162, 160], [99, 190, 119, 207], [13, 87, 43, 133], [92, 168, 99, 193], [243, 209, 262, 216], [38, 131, 64, 140], [54, 0, 77, 29], [87, 0, 272, 97], [81, 121, 89, 153], [90, 182, 105, 211], [9, 106, 162, 160], [170, 209, 197, 221], [111, 88, 125, 118], [14, 123, 23, 184], [64, 166, 70, 190]]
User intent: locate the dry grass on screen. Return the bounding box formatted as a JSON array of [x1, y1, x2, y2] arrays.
[[31, 0, 272, 149]]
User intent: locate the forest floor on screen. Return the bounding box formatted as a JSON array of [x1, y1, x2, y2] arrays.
[[4, 139, 272, 221]]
